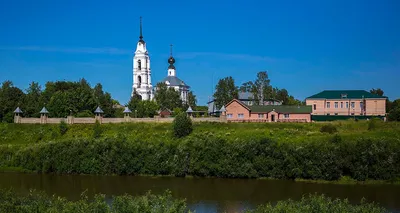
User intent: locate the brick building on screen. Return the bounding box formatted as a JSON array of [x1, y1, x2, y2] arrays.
[[225, 99, 312, 122], [305, 90, 386, 117]]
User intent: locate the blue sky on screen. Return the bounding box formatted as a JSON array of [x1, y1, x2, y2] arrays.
[[0, 0, 399, 105]]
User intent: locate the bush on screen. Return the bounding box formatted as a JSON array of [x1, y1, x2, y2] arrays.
[[0, 189, 191, 213], [59, 120, 68, 135], [248, 194, 386, 213], [320, 124, 338, 134], [173, 113, 192, 138]]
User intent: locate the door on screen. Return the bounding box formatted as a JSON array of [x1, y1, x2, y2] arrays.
[[271, 114, 275, 122]]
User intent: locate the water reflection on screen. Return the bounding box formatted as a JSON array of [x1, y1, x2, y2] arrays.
[[0, 173, 399, 212]]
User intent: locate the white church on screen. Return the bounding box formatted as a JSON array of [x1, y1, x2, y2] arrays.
[[131, 17, 190, 103]]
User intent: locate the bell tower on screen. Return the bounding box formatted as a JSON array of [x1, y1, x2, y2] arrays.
[[132, 16, 153, 100]]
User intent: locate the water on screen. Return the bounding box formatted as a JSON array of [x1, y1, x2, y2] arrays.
[[0, 172, 400, 213]]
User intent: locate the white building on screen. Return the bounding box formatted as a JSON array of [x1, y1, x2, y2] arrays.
[[131, 17, 153, 100], [158, 45, 190, 103]]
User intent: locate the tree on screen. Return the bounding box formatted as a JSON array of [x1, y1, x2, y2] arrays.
[[213, 76, 238, 109], [0, 81, 26, 122], [388, 99, 400, 121], [370, 88, 384, 97], [254, 71, 271, 105], [136, 100, 159, 118], [173, 112, 193, 138], [154, 82, 182, 110], [187, 91, 197, 108], [127, 91, 142, 112], [93, 83, 114, 117], [24, 82, 42, 117]]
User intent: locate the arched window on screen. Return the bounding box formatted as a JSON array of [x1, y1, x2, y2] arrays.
[[138, 59, 141, 70], [138, 76, 142, 88]]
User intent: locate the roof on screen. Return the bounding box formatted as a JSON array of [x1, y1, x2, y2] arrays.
[[40, 107, 49, 114], [14, 107, 23, 113], [186, 106, 193, 113], [161, 76, 189, 87], [94, 106, 104, 114], [250, 105, 312, 114], [238, 92, 253, 100], [306, 90, 386, 99], [226, 99, 311, 114], [123, 107, 132, 113], [219, 105, 226, 112]]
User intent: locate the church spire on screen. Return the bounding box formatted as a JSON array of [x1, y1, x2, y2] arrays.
[[168, 44, 176, 76], [139, 16, 144, 42]]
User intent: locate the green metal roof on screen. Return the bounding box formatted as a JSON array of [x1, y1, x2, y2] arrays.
[[306, 90, 386, 99], [249, 105, 312, 114]]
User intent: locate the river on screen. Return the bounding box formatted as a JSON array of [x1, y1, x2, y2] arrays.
[[0, 172, 399, 212]]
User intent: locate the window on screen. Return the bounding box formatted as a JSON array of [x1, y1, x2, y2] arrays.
[[334, 113, 338, 115], [327, 113, 330, 115], [360, 102, 363, 109], [340, 102, 343, 108], [284, 114, 290, 118], [227, 114, 233, 118], [346, 102, 349, 108], [334, 102, 338, 108], [327, 102, 330, 108], [138, 59, 141, 70], [351, 113, 354, 115], [238, 113, 244, 118], [258, 114, 264, 118], [351, 102, 355, 108], [313, 104, 316, 110]]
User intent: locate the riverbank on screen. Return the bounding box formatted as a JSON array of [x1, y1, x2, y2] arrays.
[[0, 188, 388, 213], [0, 121, 399, 182]]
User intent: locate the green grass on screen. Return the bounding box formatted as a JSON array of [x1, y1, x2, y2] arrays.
[[1, 120, 399, 146]]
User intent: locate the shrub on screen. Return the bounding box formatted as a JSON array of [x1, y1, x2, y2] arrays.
[[330, 134, 342, 143], [93, 120, 103, 138], [320, 124, 337, 134], [173, 113, 192, 138], [59, 120, 68, 135]]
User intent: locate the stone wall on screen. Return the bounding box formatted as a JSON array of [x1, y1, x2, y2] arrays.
[[14, 115, 223, 124]]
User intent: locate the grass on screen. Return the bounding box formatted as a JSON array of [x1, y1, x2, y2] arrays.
[[1, 120, 399, 146]]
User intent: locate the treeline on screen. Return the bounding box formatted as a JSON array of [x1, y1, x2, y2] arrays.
[[1, 135, 399, 181], [0, 79, 116, 122], [0, 80, 202, 122], [213, 71, 303, 109], [0, 189, 386, 213], [370, 88, 400, 121]]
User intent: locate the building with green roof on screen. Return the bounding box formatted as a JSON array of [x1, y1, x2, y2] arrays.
[[306, 90, 386, 119]]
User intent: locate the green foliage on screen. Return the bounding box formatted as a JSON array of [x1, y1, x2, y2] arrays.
[[187, 91, 197, 108], [136, 100, 159, 118], [368, 118, 383, 130], [247, 194, 386, 213], [173, 113, 193, 138], [173, 108, 183, 116], [388, 106, 400, 121], [1, 122, 400, 182], [155, 82, 182, 110], [59, 120, 68, 135], [76, 110, 94, 118], [0, 81, 26, 123], [213, 76, 238, 109], [320, 124, 338, 134], [93, 120, 103, 139], [0, 79, 120, 120], [0, 189, 191, 213]]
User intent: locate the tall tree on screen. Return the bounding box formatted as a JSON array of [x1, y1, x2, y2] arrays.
[[0, 81, 26, 122], [93, 83, 114, 117], [24, 82, 42, 117], [254, 71, 271, 105], [213, 76, 238, 109], [187, 91, 197, 108], [155, 82, 182, 110], [127, 91, 142, 112]]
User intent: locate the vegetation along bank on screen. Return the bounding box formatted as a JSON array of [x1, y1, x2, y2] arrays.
[[0, 189, 388, 213], [0, 120, 399, 182]]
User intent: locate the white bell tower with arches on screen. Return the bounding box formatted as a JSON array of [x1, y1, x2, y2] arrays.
[[132, 17, 153, 100]]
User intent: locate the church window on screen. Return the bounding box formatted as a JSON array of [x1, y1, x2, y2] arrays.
[[138, 59, 141, 70], [138, 76, 142, 88]]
